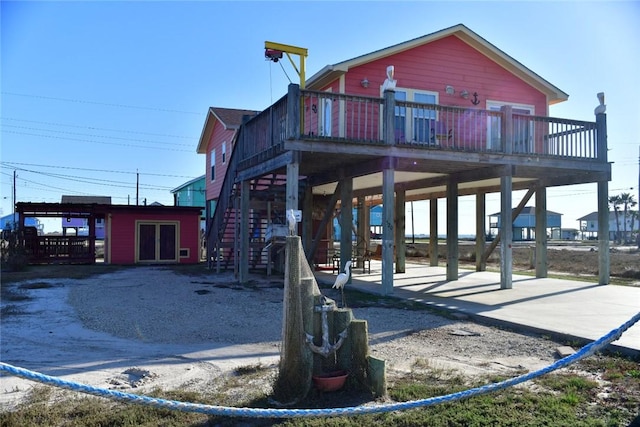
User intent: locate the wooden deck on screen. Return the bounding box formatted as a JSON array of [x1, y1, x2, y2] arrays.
[[206, 84, 610, 284], [236, 86, 608, 200]]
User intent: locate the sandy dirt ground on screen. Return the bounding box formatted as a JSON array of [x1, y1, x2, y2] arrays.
[[0, 266, 564, 410]]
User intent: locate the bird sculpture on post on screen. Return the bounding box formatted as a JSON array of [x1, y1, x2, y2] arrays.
[[287, 209, 297, 236], [332, 260, 352, 308]]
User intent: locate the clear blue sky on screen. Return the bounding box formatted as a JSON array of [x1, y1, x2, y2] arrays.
[[2, 1, 638, 235]]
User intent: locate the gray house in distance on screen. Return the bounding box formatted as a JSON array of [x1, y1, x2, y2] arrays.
[[578, 211, 639, 241], [489, 207, 561, 241]]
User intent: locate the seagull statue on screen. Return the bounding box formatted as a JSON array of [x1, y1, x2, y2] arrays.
[[332, 260, 352, 308], [287, 209, 297, 236]]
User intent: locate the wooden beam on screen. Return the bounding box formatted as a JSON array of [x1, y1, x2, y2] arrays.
[[236, 151, 293, 182], [429, 197, 438, 267], [482, 186, 536, 264], [475, 191, 486, 271], [306, 181, 342, 264], [500, 173, 513, 289], [395, 189, 406, 273], [446, 178, 458, 281], [535, 184, 548, 278]]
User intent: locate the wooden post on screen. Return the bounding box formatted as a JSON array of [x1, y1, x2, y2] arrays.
[[339, 177, 353, 279], [501, 105, 513, 154], [475, 191, 486, 271], [239, 180, 250, 284], [535, 184, 548, 278], [367, 356, 387, 397], [287, 84, 301, 140], [596, 109, 610, 285], [429, 197, 438, 266], [500, 173, 513, 289], [395, 189, 406, 273], [334, 309, 354, 373], [381, 89, 396, 295], [302, 184, 313, 254], [357, 197, 367, 264], [348, 320, 369, 388], [598, 180, 610, 284], [88, 213, 96, 264], [446, 177, 458, 281]]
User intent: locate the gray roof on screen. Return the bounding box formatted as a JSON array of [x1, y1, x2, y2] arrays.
[[61, 195, 111, 204], [489, 206, 562, 217]]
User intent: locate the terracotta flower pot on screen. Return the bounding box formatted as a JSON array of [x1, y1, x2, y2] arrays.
[[312, 370, 349, 392]]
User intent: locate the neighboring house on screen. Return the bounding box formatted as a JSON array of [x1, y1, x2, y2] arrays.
[[333, 205, 384, 240], [171, 175, 205, 208], [61, 195, 111, 239], [578, 211, 639, 241], [16, 202, 201, 265], [196, 107, 260, 218], [560, 228, 580, 240], [198, 24, 611, 290], [171, 175, 206, 228], [0, 213, 43, 234], [489, 207, 561, 241]]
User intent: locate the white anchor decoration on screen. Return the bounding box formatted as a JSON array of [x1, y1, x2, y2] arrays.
[[305, 300, 348, 358]]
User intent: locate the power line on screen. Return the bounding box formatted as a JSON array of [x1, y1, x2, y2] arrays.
[[2, 124, 193, 147], [1, 91, 202, 115], [1, 117, 193, 140], [3, 166, 176, 192], [1, 130, 193, 152], [0, 161, 199, 179], [17, 169, 174, 191]]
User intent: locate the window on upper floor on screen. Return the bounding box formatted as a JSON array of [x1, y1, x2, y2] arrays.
[[388, 88, 438, 143], [487, 101, 535, 152], [222, 142, 227, 164], [210, 149, 216, 182]]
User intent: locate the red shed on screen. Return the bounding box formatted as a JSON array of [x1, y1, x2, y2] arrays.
[[105, 205, 202, 264], [15, 202, 202, 265]]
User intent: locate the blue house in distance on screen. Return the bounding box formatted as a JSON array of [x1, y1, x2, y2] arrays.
[[333, 205, 383, 240], [489, 206, 562, 241], [1, 213, 43, 234]]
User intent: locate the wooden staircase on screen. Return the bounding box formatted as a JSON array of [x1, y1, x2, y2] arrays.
[[205, 128, 290, 272]]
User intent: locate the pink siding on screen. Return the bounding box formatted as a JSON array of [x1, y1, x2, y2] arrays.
[[339, 35, 547, 115], [205, 124, 236, 201], [107, 211, 200, 264]]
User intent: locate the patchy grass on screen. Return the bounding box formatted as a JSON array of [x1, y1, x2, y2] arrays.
[[2, 354, 638, 426]]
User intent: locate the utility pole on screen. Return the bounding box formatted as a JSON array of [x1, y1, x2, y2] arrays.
[[136, 170, 139, 206], [12, 170, 16, 229]]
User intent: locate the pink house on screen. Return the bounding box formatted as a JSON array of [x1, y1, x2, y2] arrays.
[[198, 24, 611, 290]]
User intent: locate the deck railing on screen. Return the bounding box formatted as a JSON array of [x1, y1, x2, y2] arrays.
[[301, 91, 383, 142], [239, 94, 289, 165], [235, 84, 603, 166], [25, 235, 94, 263]]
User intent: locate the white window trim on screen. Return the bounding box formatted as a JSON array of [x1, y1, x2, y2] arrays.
[[222, 142, 227, 164], [380, 87, 439, 143], [486, 100, 535, 152], [486, 100, 535, 114]]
